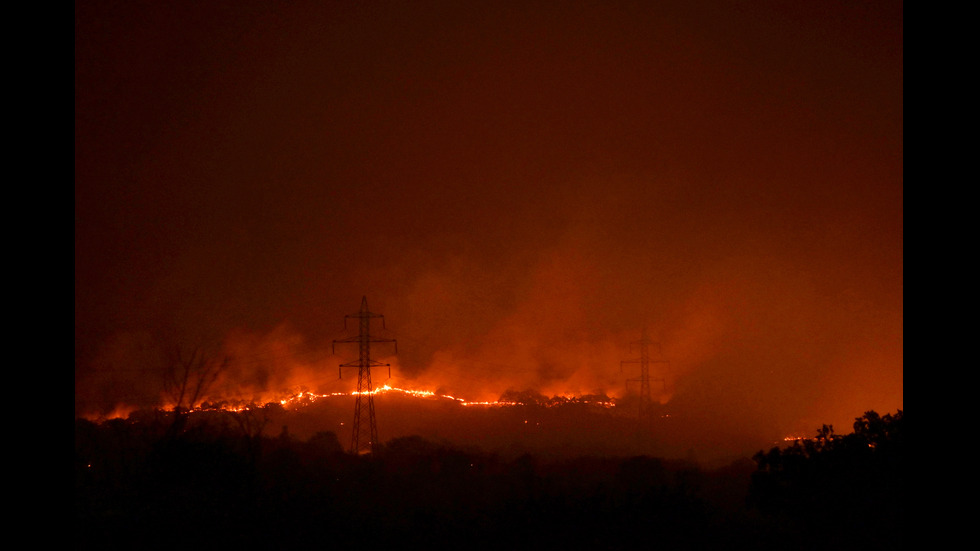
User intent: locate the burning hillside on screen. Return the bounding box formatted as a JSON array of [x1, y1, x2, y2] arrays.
[[192, 385, 617, 413], [114, 385, 682, 461]]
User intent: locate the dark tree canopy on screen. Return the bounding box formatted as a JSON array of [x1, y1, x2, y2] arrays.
[[750, 410, 904, 550]]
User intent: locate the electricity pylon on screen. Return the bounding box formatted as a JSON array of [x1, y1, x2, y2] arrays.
[[332, 296, 397, 455], [621, 328, 669, 418]]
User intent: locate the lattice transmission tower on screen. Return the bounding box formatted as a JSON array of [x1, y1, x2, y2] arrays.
[[333, 296, 397, 455], [620, 328, 669, 418]]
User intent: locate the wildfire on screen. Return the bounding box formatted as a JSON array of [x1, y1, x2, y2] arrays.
[[276, 385, 612, 409], [81, 383, 621, 422], [145, 384, 619, 417]]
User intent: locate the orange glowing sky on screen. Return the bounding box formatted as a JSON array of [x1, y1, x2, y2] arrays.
[[75, 1, 902, 453]]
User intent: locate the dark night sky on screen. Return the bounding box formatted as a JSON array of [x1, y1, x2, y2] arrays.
[[75, 0, 902, 454]]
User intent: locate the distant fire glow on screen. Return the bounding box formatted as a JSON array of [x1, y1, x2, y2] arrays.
[[146, 384, 618, 418], [76, 1, 902, 463]]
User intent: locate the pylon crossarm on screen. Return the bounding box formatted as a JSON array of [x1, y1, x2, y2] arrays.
[[334, 335, 395, 344], [333, 297, 398, 455], [347, 312, 384, 319], [333, 336, 358, 346], [340, 359, 391, 368]]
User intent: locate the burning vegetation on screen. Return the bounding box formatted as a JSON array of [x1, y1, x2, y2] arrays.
[[191, 385, 616, 413], [77, 295, 901, 550], [76, 0, 903, 545]]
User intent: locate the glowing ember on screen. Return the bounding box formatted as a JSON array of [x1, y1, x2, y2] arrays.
[[146, 384, 620, 417]]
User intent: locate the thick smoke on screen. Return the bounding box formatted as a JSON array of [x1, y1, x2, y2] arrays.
[[76, 1, 902, 459]]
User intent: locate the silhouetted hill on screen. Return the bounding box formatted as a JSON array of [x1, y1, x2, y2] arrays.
[[76, 409, 902, 550]]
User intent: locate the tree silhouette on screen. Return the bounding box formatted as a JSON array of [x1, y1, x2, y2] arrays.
[[499, 389, 548, 406], [749, 410, 904, 549], [227, 404, 272, 463], [162, 346, 229, 436]]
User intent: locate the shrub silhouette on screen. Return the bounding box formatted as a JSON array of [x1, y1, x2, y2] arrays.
[[78, 408, 902, 550], [750, 410, 903, 549]]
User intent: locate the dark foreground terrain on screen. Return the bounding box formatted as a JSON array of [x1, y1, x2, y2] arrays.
[[76, 409, 902, 550]]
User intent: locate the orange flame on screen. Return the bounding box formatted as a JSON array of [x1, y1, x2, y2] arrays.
[[156, 384, 618, 417]]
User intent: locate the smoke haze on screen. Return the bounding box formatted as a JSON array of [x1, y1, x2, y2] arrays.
[[76, 0, 903, 457]]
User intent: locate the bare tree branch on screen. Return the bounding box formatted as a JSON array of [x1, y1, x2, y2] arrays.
[[163, 345, 230, 436]]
